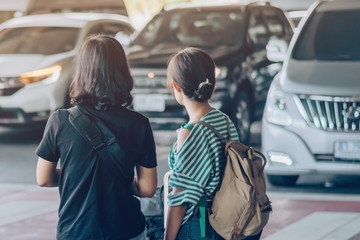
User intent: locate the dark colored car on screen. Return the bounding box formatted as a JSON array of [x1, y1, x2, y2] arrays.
[[127, 1, 293, 143]]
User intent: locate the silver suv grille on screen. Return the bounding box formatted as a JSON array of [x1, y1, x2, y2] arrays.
[[294, 95, 360, 132]]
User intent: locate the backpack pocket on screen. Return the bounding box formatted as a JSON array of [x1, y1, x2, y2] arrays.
[[209, 176, 253, 240], [241, 193, 272, 237]]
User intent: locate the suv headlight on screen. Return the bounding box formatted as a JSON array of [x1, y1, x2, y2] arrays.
[[264, 75, 292, 126], [20, 65, 62, 85]]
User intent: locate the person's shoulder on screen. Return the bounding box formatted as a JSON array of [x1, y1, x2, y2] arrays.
[[121, 107, 151, 125], [201, 108, 228, 124], [48, 108, 69, 122], [213, 108, 229, 118], [176, 126, 192, 151], [123, 107, 148, 119], [42, 108, 70, 133]]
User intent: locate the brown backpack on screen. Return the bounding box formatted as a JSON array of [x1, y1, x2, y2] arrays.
[[197, 121, 272, 240]]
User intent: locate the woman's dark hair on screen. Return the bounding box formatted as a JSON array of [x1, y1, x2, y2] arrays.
[[69, 34, 133, 110], [167, 47, 216, 102]]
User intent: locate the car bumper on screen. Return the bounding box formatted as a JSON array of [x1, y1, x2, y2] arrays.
[[261, 119, 360, 176], [132, 88, 233, 130], [0, 81, 65, 125]]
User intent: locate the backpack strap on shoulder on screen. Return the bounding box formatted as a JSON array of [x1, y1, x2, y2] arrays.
[[196, 116, 231, 142], [195, 116, 231, 237], [68, 106, 105, 150], [67, 106, 130, 183]]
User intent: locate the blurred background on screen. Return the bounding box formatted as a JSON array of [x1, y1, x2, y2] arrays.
[[1, 0, 360, 239], [124, 0, 316, 29]]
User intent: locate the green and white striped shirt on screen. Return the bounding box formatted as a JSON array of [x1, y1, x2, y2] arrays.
[[167, 109, 239, 224]]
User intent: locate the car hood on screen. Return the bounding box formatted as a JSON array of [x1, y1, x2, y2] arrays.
[[127, 45, 179, 68], [0, 53, 73, 76], [127, 44, 240, 68], [281, 59, 360, 96]]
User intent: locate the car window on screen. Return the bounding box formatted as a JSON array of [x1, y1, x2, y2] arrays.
[[87, 22, 133, 47], [132, 9, 244, 49], [87, 22, 133, 37], [248, 7, 291, 49], [0, 27, 79, 55], [262, 8, 290, 39], [248, 8, 268, 48], [293, 9, 360, 61]]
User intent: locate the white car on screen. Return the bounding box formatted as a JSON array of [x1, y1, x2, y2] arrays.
[[262, 0, 360, 186], [0, 13, 134, 125]]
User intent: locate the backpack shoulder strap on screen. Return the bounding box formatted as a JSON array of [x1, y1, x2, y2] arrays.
[[68, 106, 105, 150], [67, 106, 128, 183], [196, 116, 231, 142], [195, 116, 231, 237]]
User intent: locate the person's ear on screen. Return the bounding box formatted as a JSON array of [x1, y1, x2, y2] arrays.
[[172, 80, 181, 92]]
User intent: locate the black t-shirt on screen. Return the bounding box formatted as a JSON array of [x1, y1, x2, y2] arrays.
[[36, 106, 157, 240]]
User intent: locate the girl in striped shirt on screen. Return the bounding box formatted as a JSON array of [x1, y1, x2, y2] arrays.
[[164, 47, 239, 240]]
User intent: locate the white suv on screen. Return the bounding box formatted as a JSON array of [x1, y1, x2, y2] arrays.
[[0, 13, 134, 125], [262, 0, 360, 186]]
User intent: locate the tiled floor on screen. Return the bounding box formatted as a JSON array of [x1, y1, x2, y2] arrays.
[[1, 184, 360, 240]]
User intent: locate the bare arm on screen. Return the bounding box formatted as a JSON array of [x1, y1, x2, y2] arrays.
[[163, 187, 187, 240], [176, 128, 191, 151], [131, 165, 157, 197], [36, 157, 59, 187], [162, 128, 191, 239]]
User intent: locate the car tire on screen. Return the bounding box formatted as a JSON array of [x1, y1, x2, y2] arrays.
[[267, 175, 299, 186], [233, 91, 251, 144]]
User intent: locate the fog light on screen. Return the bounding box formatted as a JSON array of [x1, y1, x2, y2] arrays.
[[268, 152, 293, 166]]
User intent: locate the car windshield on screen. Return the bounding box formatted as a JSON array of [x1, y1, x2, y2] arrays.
[[293, 9, 360, 61], [0, 27, 79, 55], [131, 8, 244, 50]]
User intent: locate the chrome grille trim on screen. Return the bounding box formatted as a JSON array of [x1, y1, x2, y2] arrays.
[[315, 154, 360, 164], [294, 95, 360, 132]]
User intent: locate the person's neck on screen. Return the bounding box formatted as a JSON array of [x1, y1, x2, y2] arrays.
[[184, 100, 213, 124]]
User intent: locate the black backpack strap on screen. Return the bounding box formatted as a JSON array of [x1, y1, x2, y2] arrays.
[[68, 106, 129, 183], [68, 106, 105, 150]]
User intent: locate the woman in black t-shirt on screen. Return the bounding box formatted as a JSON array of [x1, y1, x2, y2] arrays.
[[36, 34, 158, 240]]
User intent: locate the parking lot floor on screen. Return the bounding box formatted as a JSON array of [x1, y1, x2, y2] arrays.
[[1, 183, 360, 240]]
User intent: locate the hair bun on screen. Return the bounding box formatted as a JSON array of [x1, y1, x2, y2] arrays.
[[194, 79, 214, 102]]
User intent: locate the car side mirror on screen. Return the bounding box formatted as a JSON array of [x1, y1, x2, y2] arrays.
[[266, 39, 288, 62]]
